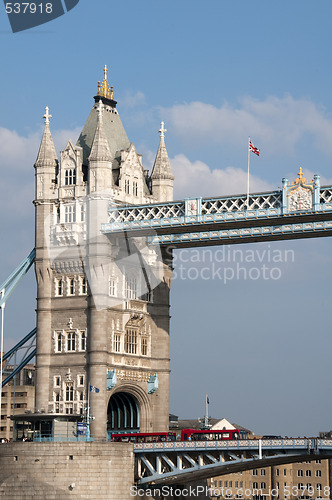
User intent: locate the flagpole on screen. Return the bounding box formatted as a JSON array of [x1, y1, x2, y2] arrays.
[[86, 383, 90, 440], [204, 394, 208, 429], [247, 137, 250, 209]]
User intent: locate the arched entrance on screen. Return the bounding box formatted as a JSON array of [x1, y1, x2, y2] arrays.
[[107, 392, 139, 437]]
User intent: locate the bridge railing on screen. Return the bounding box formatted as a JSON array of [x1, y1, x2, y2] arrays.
[[103, 186, 332, 236], [133, 438, 320, 453]]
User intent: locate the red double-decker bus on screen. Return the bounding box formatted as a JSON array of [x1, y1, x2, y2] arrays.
[[181, 428, 248, 441], [109, 432, 176, 443], [109, 428, 248, 442]]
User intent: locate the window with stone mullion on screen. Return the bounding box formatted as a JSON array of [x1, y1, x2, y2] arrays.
[[125, 329, 137, 354]]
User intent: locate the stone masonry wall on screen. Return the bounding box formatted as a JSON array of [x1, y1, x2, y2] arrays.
[[0, 442, 134, 500]]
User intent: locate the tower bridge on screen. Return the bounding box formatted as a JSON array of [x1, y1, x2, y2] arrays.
[[102, 178, 332, 247], [1, 67, 332, 498], [134, 438, 332, 486]]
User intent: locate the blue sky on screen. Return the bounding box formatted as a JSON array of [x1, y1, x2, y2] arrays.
[[1, 0, 332, 436]]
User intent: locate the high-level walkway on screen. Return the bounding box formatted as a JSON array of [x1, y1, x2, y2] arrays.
[[102, 173, 332, 247], [134, 437, 332, 486]]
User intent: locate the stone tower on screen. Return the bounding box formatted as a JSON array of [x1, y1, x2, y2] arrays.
[[33, 67, 174, 440]]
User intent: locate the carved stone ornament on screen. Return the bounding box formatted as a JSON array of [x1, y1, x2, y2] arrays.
[[287, 167, 313, 212]]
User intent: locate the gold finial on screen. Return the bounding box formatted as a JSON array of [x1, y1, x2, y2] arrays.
[[97, 65, 114, 100], [295, 166, 311, 185]]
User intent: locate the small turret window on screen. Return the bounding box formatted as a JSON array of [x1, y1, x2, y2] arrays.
[[65, 169, 76, 185], [56, 278, 63, 296], [81, 331, 86, 351], [68, 277, 75, 296], [57, 333, 62, 352], [80, 276, 87, 295]]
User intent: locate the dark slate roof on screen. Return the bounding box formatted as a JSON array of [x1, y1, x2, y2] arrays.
[[77, 103, 130, 166]]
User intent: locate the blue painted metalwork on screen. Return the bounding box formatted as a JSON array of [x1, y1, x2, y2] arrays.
[[101, 184, 332, 247], [148, 374, 159, 394], [2, 348, 36, 387], [106, 370, 117, 390], [3, 327, 36, 361], [134, 438, 332, 486], [33, 435, 94, 443], [0, 249, 35, 308], [147, 218, 332, 247]]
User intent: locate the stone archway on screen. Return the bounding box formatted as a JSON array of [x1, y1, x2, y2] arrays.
[[107, 383, 152, 437], [107, 392, 139, 434]]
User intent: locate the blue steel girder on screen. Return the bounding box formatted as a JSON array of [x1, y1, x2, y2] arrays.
[[134, 438, 332, 486], [102, 186, 332, 248]]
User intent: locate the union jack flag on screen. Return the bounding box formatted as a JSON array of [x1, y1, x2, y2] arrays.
[[249, 139, 260, 156]]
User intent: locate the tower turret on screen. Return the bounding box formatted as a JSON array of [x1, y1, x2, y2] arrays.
[[88, 99, 113, 192], [151, 121, 174, 202], [34, 106, 58, 200]]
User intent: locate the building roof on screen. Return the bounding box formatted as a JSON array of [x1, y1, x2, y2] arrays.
[[77, 68, 130, 166], [77, 102, 130, 166]]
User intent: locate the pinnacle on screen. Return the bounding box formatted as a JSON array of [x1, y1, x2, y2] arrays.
[[35, 115, 57, 167], [88, 101, 113, 163], [151, 122, 174, 180]]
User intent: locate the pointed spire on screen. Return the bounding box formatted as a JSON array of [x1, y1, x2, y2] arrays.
[[88, 100, 113, 162], [35, 106, 58, 167], [151, 121, 174, 181]]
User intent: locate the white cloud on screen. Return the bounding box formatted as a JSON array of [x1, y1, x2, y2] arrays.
[[162, 95, 332, 157], [171, 154, 273, 199], [0, 125, 83, 239], [53, 127, 82, 154], [0, 127, 40, 171], [120, 90, 146, 109]]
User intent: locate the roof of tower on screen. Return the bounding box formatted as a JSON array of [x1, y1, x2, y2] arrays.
[[76, 66, 130, 165], [88, 100, 113, 162], [151, 121, 174, 180], [35, 106, 58, 167]]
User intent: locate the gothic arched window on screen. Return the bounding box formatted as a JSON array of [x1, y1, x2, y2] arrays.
[[65, 385, 74, 402], [68, 277, 75, 296], [57, 333, 62, 352], [65, 169, 76, 186], [81, 331, 86, 351], [65, 204, 76, 223], [67, 333, 76, 351], [125, 329, 137, 354], [125, 275, 137, 300], [56, 279, 63, 296]]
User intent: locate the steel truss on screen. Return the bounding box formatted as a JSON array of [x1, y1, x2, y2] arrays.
[[101, 185, 332, 247], [134, 438, 332, 486]]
